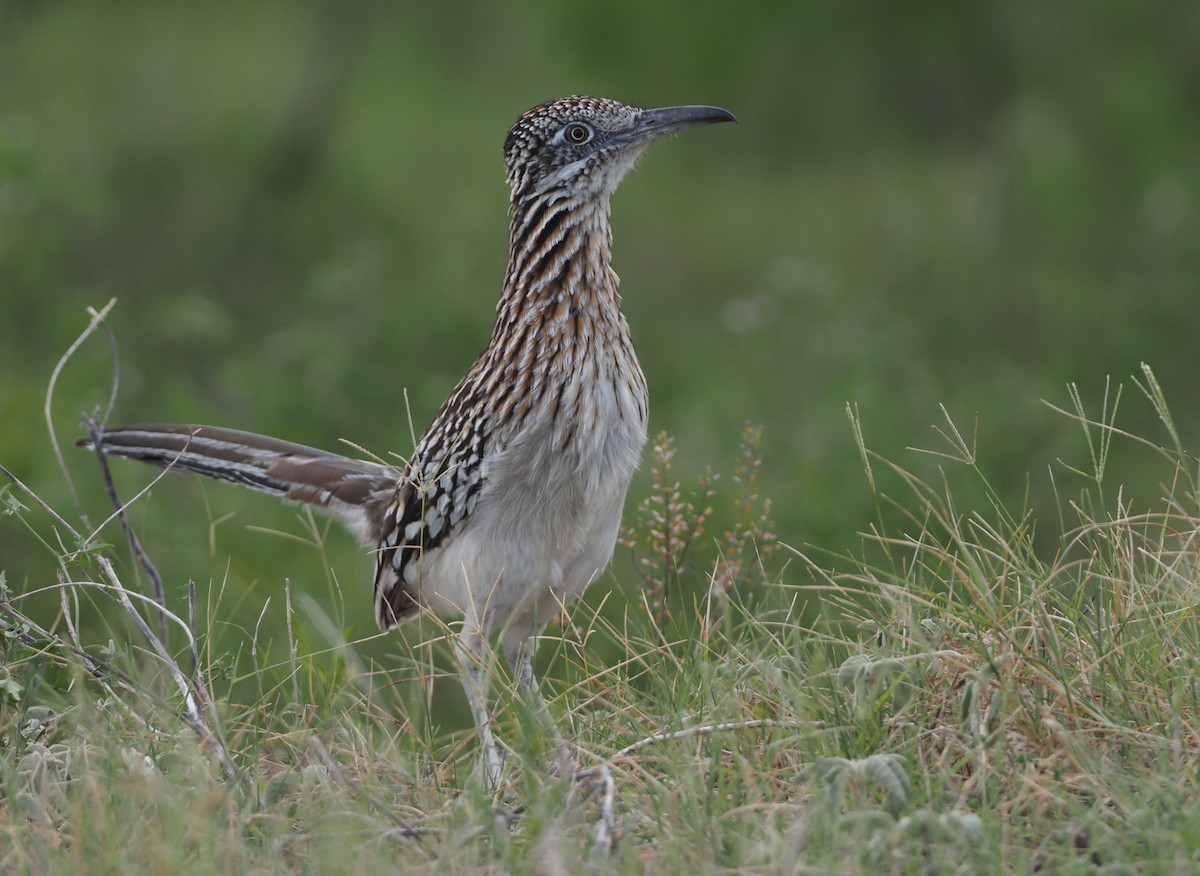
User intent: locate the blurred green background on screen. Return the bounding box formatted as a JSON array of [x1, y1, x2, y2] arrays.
[[2, 2, 1199, 656]]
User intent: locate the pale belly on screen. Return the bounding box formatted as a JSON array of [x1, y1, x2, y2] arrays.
[[422, 370, 648, 643]]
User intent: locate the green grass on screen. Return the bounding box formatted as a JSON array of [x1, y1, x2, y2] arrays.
[[4, 342, 1198, 873]]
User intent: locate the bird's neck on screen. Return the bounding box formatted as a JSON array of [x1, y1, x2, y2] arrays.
[[498, 193, 620, 326]]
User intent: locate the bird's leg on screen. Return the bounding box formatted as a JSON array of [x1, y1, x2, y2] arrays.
[[505, 637, 576, 775], [454, 631, 504, 789]]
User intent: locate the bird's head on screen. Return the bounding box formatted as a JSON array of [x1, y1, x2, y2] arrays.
[[503, 95, 735, 204]]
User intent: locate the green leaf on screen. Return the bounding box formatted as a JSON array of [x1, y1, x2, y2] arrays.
[[0, 676, 24, 701], [0, 485, 26, 516]]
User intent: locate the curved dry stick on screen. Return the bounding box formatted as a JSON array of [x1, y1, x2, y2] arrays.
[[44, 298, 117, 519]]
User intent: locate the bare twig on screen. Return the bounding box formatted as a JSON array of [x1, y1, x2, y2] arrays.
[[82, 455, 185, 549], [85, 414, 171, 646], [44, 298, 118, 520]]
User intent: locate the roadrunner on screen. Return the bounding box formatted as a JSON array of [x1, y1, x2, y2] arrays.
[[80, 95, 735, 783]]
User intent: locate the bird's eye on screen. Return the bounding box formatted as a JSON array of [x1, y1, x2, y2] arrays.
[[562, 123, 593, 145]]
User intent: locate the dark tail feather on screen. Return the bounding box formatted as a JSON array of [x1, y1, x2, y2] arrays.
[[78, 424, 400, 544]]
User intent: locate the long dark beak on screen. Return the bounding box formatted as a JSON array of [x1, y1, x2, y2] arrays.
[[622, 104, 737, 146]]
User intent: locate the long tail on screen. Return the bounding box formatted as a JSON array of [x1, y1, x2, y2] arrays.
[[77, 424, 401, 545]]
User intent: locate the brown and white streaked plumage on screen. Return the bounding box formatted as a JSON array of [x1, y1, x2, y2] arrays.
[[80, 96, 735, 784]]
